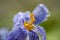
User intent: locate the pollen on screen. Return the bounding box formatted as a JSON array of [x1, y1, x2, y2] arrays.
[[24, 13, 35, 31]]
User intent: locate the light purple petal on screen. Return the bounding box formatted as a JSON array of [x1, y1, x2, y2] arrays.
[[13, 12, 30, 29], [13, 12, 25, 24]]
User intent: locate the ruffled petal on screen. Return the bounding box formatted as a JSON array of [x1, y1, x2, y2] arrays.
[[29, 31, 39, 40], [13, 11, 30, 24], [13, 12, 25, 24], [6, 27, 27, 40], [32, 4, 50, 24], [13, 12, 30, 29], [36, 25, 46, 40]]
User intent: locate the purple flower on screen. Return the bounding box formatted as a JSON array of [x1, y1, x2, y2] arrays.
[[6, 4, 50, 40]]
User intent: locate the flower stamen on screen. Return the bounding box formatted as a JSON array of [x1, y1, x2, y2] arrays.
[[24, 13, 35, 31]]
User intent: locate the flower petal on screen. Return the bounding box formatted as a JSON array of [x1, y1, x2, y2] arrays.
[[6, 27, 27, 40], [36, 25, 46, 40], [13, 12, 25, 24], [0, 28, 9, 40], [29, 31, 39, 40], [32, 4, 50, 24]]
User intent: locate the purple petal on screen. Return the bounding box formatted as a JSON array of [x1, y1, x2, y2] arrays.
[[36, 25, 46, 40], [29, 31, 39, 40], [32, 4, 50, 24], [6, 27, 27, 40]]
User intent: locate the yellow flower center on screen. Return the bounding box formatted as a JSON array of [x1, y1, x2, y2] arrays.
[[24, 13, 35, 31]]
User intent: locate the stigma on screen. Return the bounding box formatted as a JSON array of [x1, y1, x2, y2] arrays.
[[24, 13, 35, 31]]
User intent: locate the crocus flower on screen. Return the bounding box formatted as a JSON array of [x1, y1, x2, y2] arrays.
[[6, 4, 50, 40]]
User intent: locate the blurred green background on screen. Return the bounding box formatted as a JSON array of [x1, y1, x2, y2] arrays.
[[0, 0, 60, 40]]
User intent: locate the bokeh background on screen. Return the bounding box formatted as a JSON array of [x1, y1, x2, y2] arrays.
[[0, 0, 60, 40]]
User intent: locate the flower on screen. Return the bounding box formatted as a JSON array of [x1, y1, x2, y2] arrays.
[[6, 4, 50, 40]]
